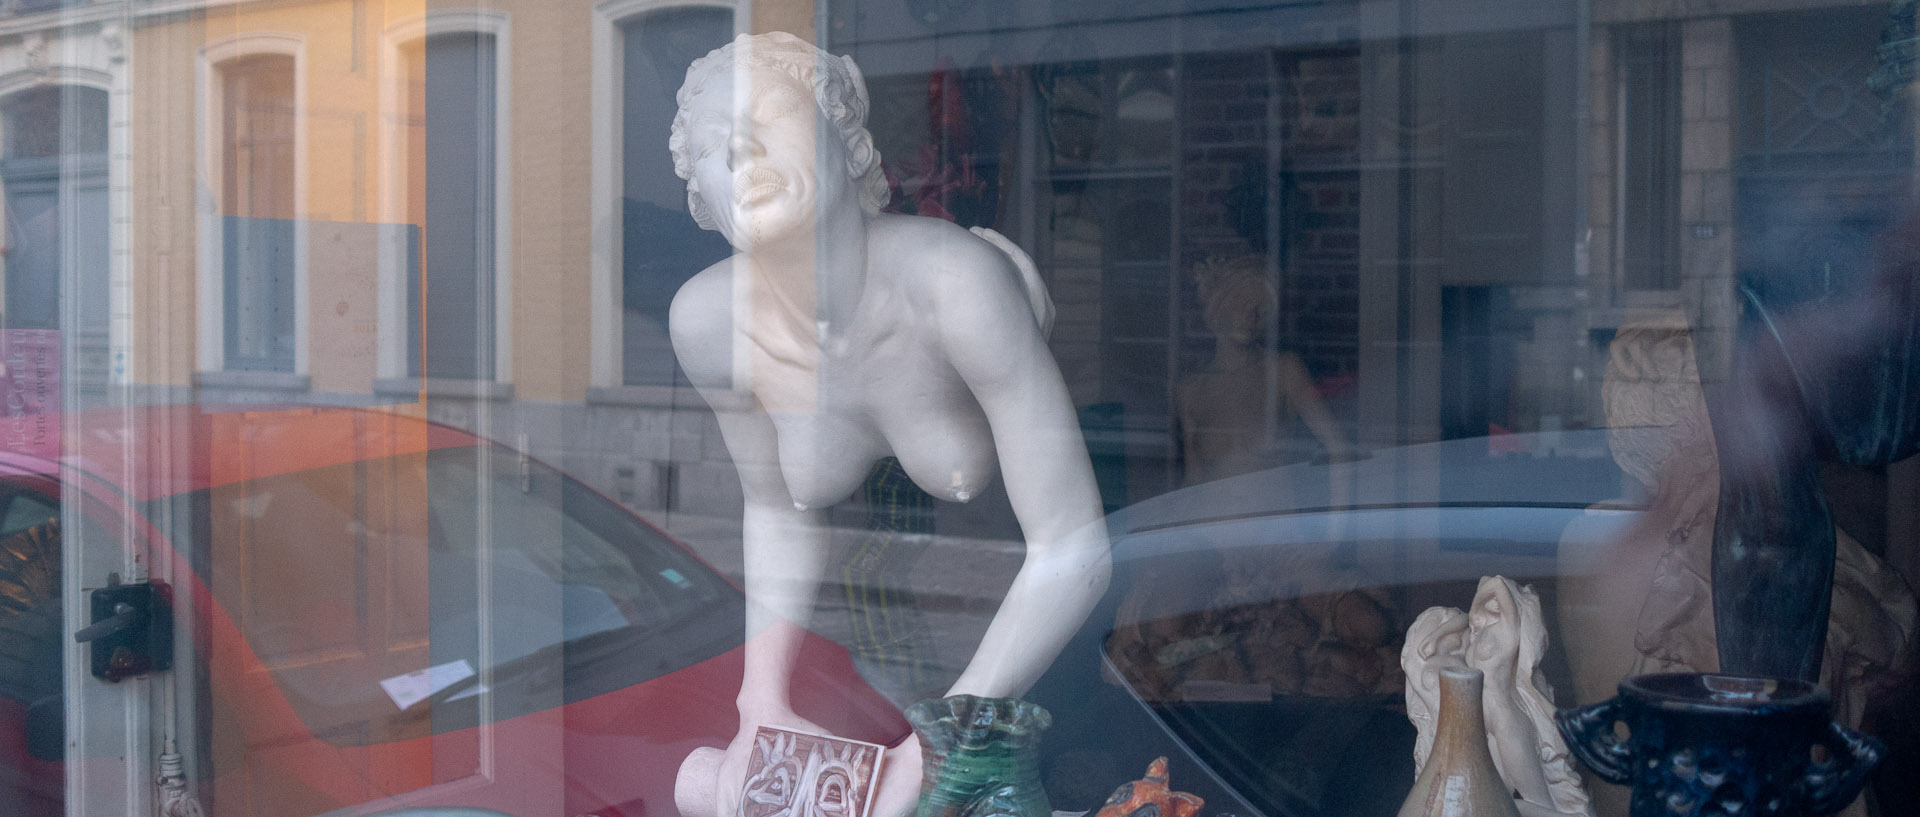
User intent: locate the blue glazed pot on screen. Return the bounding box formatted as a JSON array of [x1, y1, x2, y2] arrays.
[[1556, 673, 1882, 817]]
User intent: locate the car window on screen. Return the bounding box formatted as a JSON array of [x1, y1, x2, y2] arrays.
[[168, 445, 740, 748], [0, 488, 65, 817]]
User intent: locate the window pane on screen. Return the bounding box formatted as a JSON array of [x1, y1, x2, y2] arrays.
[[410, 33, 497, 380], [621, 7, 733, 386]]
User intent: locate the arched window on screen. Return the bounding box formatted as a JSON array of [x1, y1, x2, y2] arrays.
[[618, 6, 733, 386], [1, 85, 110, 397], [406, 30, 501, 380], [590, 2, 735, 390], [220, 53, 298, 371], [196, 33, 307, 382]]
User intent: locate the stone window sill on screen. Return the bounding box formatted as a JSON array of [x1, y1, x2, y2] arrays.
[[371, 377, 514, 401]]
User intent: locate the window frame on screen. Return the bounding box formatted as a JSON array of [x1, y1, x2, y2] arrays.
[[195, 32, 310, 380], [587, 0, 747, 394], [376, 10, 514, 387]]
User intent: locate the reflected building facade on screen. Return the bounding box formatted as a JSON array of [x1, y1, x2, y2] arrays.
[[0, 0, 1913, 814], [0, 0, 1907, 595]]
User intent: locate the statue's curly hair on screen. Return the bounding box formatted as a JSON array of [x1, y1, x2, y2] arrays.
[[668, 32, 890, 231]]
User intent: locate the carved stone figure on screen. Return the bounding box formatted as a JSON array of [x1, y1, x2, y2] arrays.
[[666, 33, 1111, 817], [1402, 577, 1594, 817]]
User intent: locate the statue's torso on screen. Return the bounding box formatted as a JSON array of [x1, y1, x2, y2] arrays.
[[762, 327, 998, 509], [674, 224, 1005, 511]]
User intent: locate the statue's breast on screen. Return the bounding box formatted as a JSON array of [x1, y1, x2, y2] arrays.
[[770, 410, 883, 511], [868, 369, 999, 504]]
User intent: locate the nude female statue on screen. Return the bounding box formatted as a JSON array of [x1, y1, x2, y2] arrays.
[[1175, 254, 1347, 487], [665, 33, 1111, 815]]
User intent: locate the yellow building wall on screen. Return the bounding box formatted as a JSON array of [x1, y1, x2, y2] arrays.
[[128, 0, 812, 400], [130, 18, 205, 388]]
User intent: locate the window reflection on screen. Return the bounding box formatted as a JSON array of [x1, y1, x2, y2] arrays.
[[0, 1, 1911, 816]]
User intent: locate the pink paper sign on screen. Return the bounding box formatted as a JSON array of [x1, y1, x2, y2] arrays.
[[0, 329, 60, 459]]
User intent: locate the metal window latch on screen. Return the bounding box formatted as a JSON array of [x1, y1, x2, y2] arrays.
[[75, 576, 173, 682]]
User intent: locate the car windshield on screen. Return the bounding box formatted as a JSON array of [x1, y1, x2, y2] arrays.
[[155, 444, 740, 747]]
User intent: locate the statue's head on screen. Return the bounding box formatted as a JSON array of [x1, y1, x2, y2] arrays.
[[1466, 576, 1546, 681], [1192, 255, 1277, 348], [669, 32, 889, 238], [1602, 309, 1713, 493]]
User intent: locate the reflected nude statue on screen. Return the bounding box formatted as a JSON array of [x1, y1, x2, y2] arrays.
[[665, 33, 1111, 816], [1175, 255, 1348, 487], [1403, 577, 1594, 817]]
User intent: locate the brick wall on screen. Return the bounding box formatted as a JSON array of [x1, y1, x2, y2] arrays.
[[1176, 48, 1362, 384]]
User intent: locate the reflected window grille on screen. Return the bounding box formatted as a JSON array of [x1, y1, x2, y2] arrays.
[[1738, 8, 1908, 173], [1617, 23, 1681, 291]]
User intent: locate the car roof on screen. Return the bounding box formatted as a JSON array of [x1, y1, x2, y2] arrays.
[[0, 404, 482, 501], [1106, 429, 1632, 538]]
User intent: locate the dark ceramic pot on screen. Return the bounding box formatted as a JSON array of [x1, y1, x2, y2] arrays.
[[906, 695, 1052, 817], [1556, 673, 1883, 817]]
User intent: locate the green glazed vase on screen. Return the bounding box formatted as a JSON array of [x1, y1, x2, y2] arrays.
[[906, 695, 1053, 817]]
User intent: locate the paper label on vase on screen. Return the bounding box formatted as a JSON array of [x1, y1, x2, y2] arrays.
[[739, 726, 886, 817]]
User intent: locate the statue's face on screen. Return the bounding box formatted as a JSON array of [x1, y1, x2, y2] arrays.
[[683, 62, 850, 249], [1467, 583, 1519, 669]]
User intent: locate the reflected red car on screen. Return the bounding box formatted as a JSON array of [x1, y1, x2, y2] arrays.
[[0, 405, 907, 817]]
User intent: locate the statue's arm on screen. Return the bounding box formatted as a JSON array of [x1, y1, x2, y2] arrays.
[[931, 234, 1113, 698], [668, 263, 829, 720], [1277, 352, 1348, 459], [669, 264, 835, 817]]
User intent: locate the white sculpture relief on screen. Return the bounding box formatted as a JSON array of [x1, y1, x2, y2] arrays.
[[1402, 577, 1594, 817], [666, 32, 1111, 817]]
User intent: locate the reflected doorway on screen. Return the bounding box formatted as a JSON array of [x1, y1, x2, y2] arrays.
[[1, 85, 111, 407]]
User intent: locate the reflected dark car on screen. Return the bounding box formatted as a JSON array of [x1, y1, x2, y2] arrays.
[[0, 406, 906, 817], [1029, 431, 1638, 816]]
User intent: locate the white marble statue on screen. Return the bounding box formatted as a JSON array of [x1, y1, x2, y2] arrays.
[[665, 32, 1111, 817], [1403, 577, 1594, 817]]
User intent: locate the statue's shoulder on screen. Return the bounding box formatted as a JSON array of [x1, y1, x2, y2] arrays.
[[668, 255, 738, 386], [872, 214, 1054, 340], [873, 215, 1020, 298], [670, 256, 735, 323]]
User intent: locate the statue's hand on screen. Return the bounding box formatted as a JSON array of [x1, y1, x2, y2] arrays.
[[873, 734, 924, 817], [713, 709, 827, 817]]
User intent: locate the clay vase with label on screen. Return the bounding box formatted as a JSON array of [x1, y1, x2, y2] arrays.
[[906, 695, 1052, 817], [1399, 666, 1523, 817], [1557, 673, 1882, 817]]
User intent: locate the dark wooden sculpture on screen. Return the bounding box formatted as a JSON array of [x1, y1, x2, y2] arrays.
[[1711, 207, 1920, 680]]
